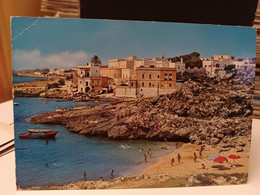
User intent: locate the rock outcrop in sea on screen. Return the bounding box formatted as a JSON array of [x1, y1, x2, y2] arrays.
[[30, 67, 254, 150]]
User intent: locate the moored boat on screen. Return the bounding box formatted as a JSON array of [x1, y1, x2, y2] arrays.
[[28, 129, 52, 133], [14, 102, 19, 106], [19, 131, 58, 139], [110, 101, 123, 105], [56, 99, 67, 102]]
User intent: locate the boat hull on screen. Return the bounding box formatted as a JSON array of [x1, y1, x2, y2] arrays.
[[18, 131, 58, 139]]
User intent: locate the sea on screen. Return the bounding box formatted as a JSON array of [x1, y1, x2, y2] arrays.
[[13, 77, 176, 188], [13, 76, 48, 84]]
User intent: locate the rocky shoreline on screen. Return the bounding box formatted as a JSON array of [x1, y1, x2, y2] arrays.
[[30, 78, 253, 151]]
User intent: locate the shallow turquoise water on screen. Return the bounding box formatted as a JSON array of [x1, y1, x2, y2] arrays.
[[14, 97, 176, 188]]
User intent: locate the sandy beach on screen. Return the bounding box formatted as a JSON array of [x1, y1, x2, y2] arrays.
[[141, 143, 250, 177]]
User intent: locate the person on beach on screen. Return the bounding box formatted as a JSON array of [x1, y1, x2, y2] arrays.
[[201, 163, 206, 169], [82, 171, 87, 180], [199, 149, 202, 157], [144, 154, 147, 163], [164, 138, 168, 146], [177, 153, 181, 163], [194, 152, 197, 162], [139, 148, 143, 152], [45, 163, 48, 167], [99, 177, 104, 181], [110, 170, 114, 180], [148, 148, 152, 157], [46, 140, 49, 144], [171, 157, 175, 166], [199, 145, 205, 157]]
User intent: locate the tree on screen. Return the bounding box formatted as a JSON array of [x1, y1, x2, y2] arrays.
[[168, 52, 202, 69], [91, 55, 102, 66]]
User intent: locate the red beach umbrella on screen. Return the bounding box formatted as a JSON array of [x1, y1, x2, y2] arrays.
[[214, 156, 227, 163], [228, 154, 241, 165]]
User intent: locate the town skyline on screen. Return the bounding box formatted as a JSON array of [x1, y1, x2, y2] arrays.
[[11, 17, 256, 71]]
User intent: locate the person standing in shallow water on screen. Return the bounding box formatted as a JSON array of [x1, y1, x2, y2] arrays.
[[148, 148, 152, 157], [82, 171, 87, 180], [144, 154, 147, 163], [110, 169, 114, 180]]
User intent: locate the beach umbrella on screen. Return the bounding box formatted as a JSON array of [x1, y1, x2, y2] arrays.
[[214, 156, 227, 163], [207, 154, 220, 161], [228, 154, 241, 165]]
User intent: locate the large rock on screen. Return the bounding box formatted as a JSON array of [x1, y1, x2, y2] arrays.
[[30, 74, 254, 149]]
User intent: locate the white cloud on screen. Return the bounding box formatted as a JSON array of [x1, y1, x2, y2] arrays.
[[12, 50, 91, 70]]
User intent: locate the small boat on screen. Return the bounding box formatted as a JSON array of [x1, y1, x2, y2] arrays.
[[14, 102, 19, 106], [42, 101, 47, 104], [19, 131, 58, 139], [28, 129, 52, 133], [56, 99, 67, 102], [110, 101, 123, 105], [94, 100, 99, 103]]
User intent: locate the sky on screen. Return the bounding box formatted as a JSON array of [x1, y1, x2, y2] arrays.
[[11, 17, 256, 71]]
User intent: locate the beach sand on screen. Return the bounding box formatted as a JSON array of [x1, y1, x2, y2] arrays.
[[141, 143, 250, 177]]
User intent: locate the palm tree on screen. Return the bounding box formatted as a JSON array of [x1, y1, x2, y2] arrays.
[[91, 55, 102, 66]]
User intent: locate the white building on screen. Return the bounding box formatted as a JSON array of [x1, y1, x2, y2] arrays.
[[201, 55, 234, 76], [33, 72, 42, 76], [108, 55, 184, 72], [77, 62, 101, 93]]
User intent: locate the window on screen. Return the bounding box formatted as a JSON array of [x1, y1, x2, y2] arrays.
[[149, 74, 151, 79], [164, 73, 168, 80], [157, 75, 160, 79], [169, 73, 172, 80], [205, 65, 207, 68], [169, 83, 172, 87], [80, 81, 82, 84], [142, 82, 144, 87], [86, 81, 88, 86], [97, 80, 100, 85], [114, 73, 116, 77], [149, 82, 151, 87], [81, 88, 83, 92], [131, 82, 134, 87], [92, 80, 94, 85], [142, 74, 145, 79]]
